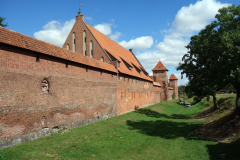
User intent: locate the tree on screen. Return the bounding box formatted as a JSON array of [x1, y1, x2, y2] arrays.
[[177, 4, 240, 112], [0, 17, 8, 27]]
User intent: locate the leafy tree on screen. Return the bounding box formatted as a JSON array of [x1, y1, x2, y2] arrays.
[[177, 4, 240, 112], [0, 17, 8, 27]]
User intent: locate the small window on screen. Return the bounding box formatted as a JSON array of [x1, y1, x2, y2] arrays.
[[90, 41, 93, 58], [73, 32, 76, 52], [118, 61, 120, 67], [66, 62, 68, 68], [83, 31, 86, 56], [101, 57, 104, 62], [67, 44, 70, 50]]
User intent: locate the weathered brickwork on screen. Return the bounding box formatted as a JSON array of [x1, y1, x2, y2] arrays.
[[0, 42, 117, 149], [117, 74, 159, 115], [152, 70, 169, 101], [169, 74, 178, 99], [0, 11, 176, 149], [168, 89, 174, 101], [169, 80, 178, 99]]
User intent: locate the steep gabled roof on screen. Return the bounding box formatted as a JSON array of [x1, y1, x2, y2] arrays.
[[85, 23, 152, 82], [152, 61, 168, 71], [0, 27, 117, 73], [169, 74, 178, 80]]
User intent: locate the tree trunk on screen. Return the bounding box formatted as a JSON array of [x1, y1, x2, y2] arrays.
[[235, 85, 240, 116], [212, 94, 220, 109]]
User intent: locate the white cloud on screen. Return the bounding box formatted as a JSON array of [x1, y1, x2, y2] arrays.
[[85, 16, 92, 21], [119, 36, 153, 50], [136, 0, 230, 85], [94, 20, 122, 41], [94, 23, 112, 35], [109, 32, 121, 41], [172, 0, 229, 33], [34, 19, 75, 47]]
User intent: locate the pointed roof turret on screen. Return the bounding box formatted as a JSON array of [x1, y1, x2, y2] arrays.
[[152, 61, 168, 71], [169, 74, 178, 80]]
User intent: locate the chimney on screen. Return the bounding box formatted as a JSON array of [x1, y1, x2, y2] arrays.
[[129, 49, 132, 52]]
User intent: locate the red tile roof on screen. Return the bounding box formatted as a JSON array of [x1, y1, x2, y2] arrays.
[[168, 87, 174, 90], [152, 61, 168, 71], [169, 74, 178, 80], [0, 27, 117, 73], [85, 23, 153, 82], [153, 82, 161, 87]]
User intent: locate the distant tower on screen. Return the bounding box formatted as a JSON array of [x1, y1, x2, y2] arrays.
[[169, 74, 178, 99], [152, 61, 169, 101]]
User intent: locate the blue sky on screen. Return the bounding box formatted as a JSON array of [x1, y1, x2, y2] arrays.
[[1, 0, 239, 85]]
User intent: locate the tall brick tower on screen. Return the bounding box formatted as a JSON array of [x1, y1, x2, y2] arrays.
[[169, 74, 178, 99], [152, 61, 169, 101]]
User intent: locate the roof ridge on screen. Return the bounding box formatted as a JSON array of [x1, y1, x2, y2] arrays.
[[85, 23, 153, 82], [152, 61, 168, 71], [84, 22, 112, 61], [169, 74, 178, 80], [0, 27, 117, 73]]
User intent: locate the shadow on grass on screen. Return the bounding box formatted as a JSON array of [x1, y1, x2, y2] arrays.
[[193, 106, 216, 119], [207, 139, 240, 160], [135, 109, 189, 119], [196, 111, 240, 142], [126, 120, 202, 140]]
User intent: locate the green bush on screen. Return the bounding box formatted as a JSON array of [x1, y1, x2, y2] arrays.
[[172, 92, 175, 99]]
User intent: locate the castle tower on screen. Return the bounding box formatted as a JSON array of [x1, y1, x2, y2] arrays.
[[169, 74, 178, 99], [152, 61, 169, 101]]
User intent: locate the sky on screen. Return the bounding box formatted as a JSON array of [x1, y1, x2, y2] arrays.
[[1, 0, 240, 85]]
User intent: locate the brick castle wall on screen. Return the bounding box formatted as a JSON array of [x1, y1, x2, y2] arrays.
[[117, 74, 159, 115], [0, 43, 117, 149]]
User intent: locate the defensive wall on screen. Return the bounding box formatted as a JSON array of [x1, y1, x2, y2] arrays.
[[0, 27, 161, 149]]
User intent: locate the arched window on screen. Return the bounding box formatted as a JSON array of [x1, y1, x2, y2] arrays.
[[73, 32, 76, 52], [101, 57, 104, 62], [90, 41, 93, 58], [83, 31, 86, 56], [67, 44, 70, 50]]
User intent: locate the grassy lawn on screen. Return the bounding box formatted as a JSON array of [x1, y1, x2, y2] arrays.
[[0, 98, 239, 160], [216, 93, 236, 98]]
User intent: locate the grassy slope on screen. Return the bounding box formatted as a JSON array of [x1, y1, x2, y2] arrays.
[[0, 96, 237, 160]]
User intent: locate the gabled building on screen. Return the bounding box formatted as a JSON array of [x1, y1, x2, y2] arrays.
[[62, 12, 159, 114]]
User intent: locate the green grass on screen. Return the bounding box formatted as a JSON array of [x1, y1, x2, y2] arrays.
[[216, 93, 236, 98], [0, 98, 238, 160]]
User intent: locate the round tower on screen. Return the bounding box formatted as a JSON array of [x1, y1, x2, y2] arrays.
[[169, 74, 178, 99]]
